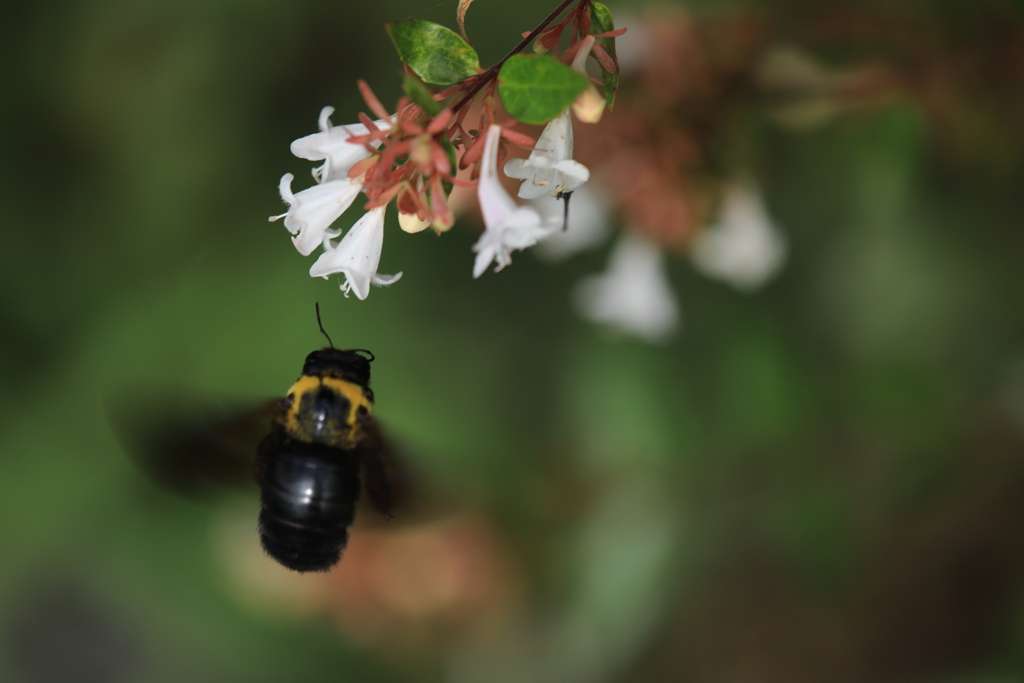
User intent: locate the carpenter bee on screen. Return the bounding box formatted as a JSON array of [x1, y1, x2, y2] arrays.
[[115, 304, 398, 573]]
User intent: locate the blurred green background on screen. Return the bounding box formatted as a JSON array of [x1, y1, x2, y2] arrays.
[[3, 0, 1024, 681]]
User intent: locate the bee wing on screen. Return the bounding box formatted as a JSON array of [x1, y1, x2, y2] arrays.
[[351, 421, 464, 536], [352, 415, 420, 526], [109, 390, 283, 498]]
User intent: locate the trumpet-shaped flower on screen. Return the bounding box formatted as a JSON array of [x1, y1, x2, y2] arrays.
[[290, 106, 390, 183], [573, 232, 680, 343], [473, 125, 562, 278], [691, 182, 787, 291], [272, 173, 363, 256], [503, 110, 590, 200], [309, 206, 402, 300]]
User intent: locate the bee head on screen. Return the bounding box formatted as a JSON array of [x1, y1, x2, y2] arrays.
[[307, 303, 375, 387], [301, 348, 374, 388]]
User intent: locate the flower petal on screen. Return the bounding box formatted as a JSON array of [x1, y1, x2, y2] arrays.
[[502, 158, 533, 181], [290, 107, 392, 183], [277, 175, 364, 256], [552, 159, 590, 186], [477, 125, 519, 228], [309, 206, 400, 300], [530, 109, 573, 165], [516, 176, 558, 200], [371, 272, 403, 286]]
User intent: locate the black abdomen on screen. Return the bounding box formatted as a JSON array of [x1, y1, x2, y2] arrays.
[[257, 440, 361, 572]]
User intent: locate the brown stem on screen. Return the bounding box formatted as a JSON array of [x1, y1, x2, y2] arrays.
[[451, 0, 584, 115]]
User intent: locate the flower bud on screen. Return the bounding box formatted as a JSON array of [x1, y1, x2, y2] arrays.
[[399, 211, 431, 233], [572, 85, 606, 123]]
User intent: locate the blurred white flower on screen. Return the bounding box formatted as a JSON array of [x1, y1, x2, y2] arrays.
[[309, 206, 402, 300], [691, 182, 787, 291], [290, 106, 390, 183], [272, 173, 363, 256], [574, 232, 680, 343], [532, 183, 612, 261], [473, 125, 562, 278], [503, 110, 590, 200]]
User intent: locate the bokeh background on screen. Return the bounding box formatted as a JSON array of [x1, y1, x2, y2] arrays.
[[4, 0, 1024, 681]]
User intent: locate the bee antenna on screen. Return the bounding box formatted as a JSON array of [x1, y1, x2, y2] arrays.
[[351, 349, 376, 362], [315, 302, 334, 348]]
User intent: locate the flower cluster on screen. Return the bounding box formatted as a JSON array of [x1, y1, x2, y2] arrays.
[[266, 2, 798, 345], [272, 95, 596, 293], [272, 8, 624, 299], [265, 0, 630, 301], [270, 106, 401, 299]]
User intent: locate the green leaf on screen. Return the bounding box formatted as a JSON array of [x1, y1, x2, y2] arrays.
[[498, 54, 589, 125], [386, 19, 480, 86], [590, 2, 619, 109], [402, 73, 442, 116]]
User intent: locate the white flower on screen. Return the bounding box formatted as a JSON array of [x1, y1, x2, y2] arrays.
[[573, 232, 680, 343], [532, 183, 612, 261], [503, 110, 590, 200], [290, 106, 390, 183], [271, 172, 363, 256], [270, 108, 396, 257], [691, 182, 787, 291], [473, 125, 562, 278], [309, 206, 402, 300]]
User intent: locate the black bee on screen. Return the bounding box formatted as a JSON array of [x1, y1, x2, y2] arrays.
[[115, 304, 398, 573]]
